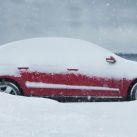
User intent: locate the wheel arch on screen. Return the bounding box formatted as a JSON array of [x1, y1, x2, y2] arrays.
[[127, 78, 137, 100], [0, 78, 24, 95]]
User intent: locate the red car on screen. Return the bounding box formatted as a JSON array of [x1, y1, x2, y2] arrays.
[[0, 37, 137, 101]]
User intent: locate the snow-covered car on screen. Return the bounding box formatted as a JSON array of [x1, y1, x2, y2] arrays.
[[0, 37, 137, 101]]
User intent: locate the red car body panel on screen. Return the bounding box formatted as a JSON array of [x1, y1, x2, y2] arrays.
[[0, 69, 133, 99]]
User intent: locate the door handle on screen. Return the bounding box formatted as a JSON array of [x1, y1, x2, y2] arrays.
[[106, 56, 116, 64], [67, 68, 79, 71], [18, 67, 29, 71]]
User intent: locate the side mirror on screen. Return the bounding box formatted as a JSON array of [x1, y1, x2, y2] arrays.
[[106, 56, 116, 64]]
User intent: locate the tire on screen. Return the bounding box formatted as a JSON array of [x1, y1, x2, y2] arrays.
[[130, 83, 137, 100], [0, 81, 21, 95]]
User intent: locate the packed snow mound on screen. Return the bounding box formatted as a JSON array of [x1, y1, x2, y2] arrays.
[[0, 37, 114, 66], [0, 93, 137, 137], [0, 37, 137, 79]]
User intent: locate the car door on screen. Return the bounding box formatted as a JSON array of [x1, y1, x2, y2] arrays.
[[62, 54, 123, 98], [65, 66, 122, 98], [19, 65, 72, 96]]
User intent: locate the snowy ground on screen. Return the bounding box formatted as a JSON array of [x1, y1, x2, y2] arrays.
[[0, 93, 137, 137]]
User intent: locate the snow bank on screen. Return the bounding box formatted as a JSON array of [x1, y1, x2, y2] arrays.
[[0, 93, 137, 137]]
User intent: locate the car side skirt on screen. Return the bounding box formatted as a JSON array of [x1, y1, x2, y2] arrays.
[[44, 95, 127, 102]]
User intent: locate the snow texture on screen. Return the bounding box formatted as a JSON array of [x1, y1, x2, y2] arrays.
[[0, 37, 112, 66], [0, 37, 137, 79], [0, 93, 136, 137]]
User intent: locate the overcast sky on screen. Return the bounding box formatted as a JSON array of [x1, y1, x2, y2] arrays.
[[0, 0, 137, 52]]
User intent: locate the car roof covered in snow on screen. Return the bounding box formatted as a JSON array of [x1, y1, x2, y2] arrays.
[[0, 37, 114, 66]]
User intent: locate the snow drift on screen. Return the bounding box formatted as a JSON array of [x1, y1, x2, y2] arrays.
[[0, 93, 137, 137]]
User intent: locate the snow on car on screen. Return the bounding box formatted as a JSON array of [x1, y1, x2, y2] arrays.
[[0, 37, 137, 101]]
